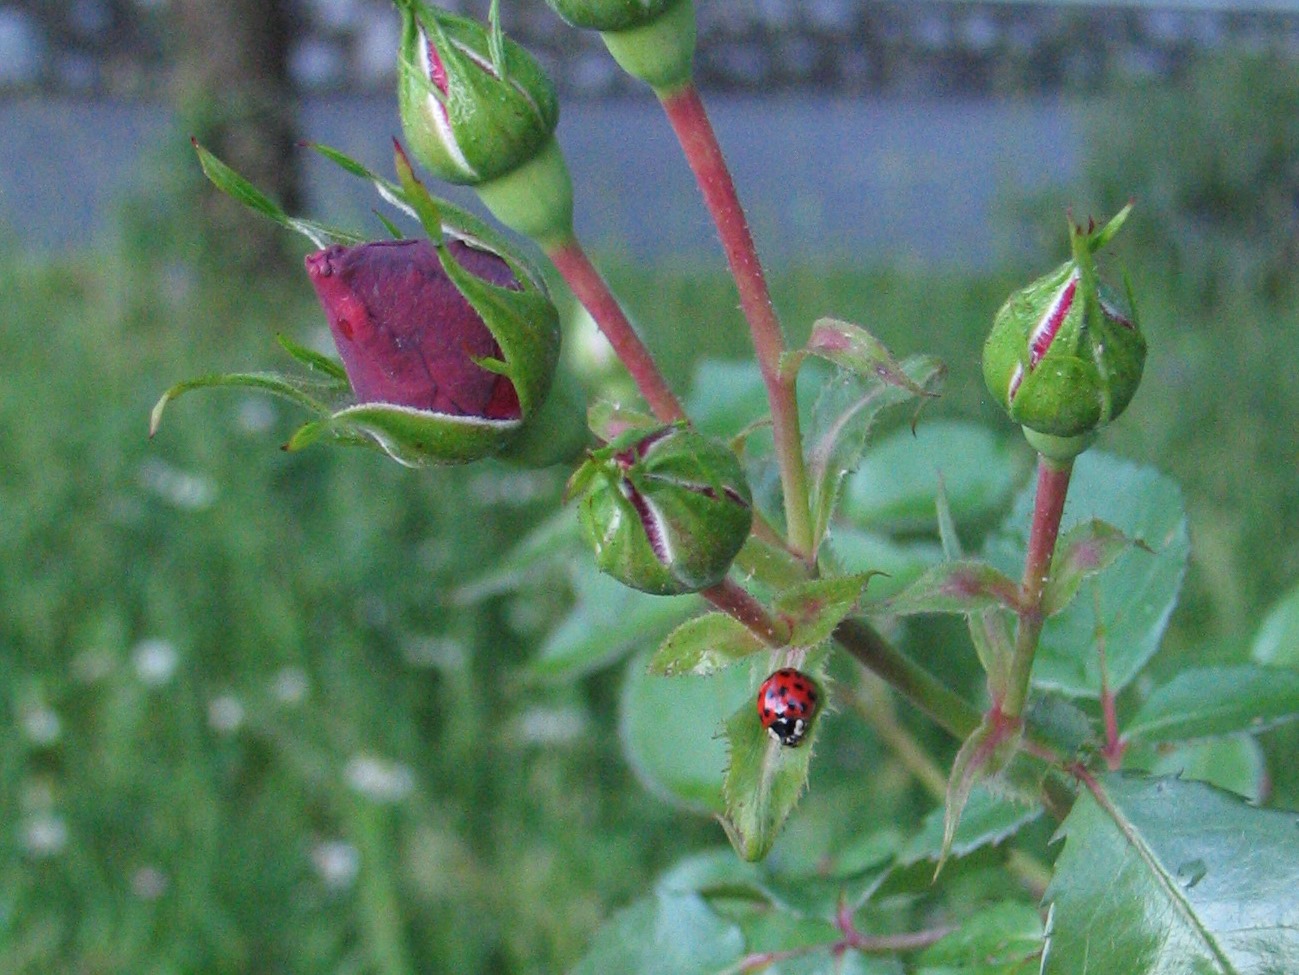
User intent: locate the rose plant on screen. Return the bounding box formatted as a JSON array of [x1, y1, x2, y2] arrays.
[[153, 1, 1299, 972]]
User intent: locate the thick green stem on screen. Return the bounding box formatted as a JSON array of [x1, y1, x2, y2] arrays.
[[1002, 455, 1074, 719], [658, 83, 813, 560], [546, 235, 686, 424], [834, 618, 981, 740]]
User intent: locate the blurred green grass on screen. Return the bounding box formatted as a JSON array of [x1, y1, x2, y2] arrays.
[[4, 50, 1299, 973]]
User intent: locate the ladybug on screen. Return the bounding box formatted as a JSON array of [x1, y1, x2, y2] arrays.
[[757, 668, 820, 748]]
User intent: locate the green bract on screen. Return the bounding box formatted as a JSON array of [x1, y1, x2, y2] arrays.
[[982, 205, 1145, 446], [545, 0, 696, 93], [570, 425, 753, 595], [154, 141, 561, 468], [397, 0, 559, 186]]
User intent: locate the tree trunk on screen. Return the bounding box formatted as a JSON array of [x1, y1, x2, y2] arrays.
[[171, 0, 301, 269]]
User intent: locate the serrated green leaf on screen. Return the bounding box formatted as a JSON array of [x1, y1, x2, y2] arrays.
[[193, 140, 363, 248], [649, 613, 767, 676], [806, 354, 946, 550], [1042, 773, 1299, 975], [720, 692, 818, 862], [775, 574, 877, 647], [843, 420, 1023, 534], [620, 649, 752, 814], [1123, 665, 1299, 744], [822, 528, 942, 601], [914, 901, 1044, 974], [567, 889, 744, 975], [984, 452, 1189, 699], [1041, 519, 1140, 618], [1251, 580, 1299, 668], [532, 561, 697, 680], [150, 370, 337, 436], [587, 401, 660, 442], [880, 561, 1023, 617], [804, 318, 939, 399], [733, 535, 811, 594], [898, 786, 1041, 868], [1129, 736, 1267, 802]]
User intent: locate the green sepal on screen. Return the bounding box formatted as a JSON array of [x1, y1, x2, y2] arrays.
[[274, 333, 350, 385], [192, 140, 364, 248], [318, 402, 522, 468], [396, 0, 559, 185], [149, 370, 342, 438], [301, 139, 552, 291]]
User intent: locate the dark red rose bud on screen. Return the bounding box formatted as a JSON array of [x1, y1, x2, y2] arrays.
[[305, 237, 521, 419]]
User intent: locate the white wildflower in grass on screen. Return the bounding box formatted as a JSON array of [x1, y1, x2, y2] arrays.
[[22, 813, 68, 858], [345, 754, 415, 803], [271, 666, 310, 706], [207, 694, 245, 735], [311, 839, 361, 891], [131, 865, 169, 901], [20, 703, 61, 746], [132, 638, 179, 688], [137, 457, 217, 512]]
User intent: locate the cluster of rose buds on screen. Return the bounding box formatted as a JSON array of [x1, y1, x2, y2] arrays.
[[162, 0, 1147, 637]]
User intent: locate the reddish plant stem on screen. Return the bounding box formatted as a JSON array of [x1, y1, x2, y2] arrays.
[[546, 236, 686, 424], [1096, 618, 1126, 769], [659, 84, 813, 559], [1003, 455, 1075, 720], [704, 579, 788, 646]]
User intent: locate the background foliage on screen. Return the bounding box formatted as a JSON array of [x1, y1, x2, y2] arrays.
[[2, 49, 1299, 973]]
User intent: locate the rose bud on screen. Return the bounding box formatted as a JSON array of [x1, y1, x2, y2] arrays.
[[569, 424, 753, 595], [982, 204, 1145, 460], [304, 232, 560, 465], [543, 0, 697, 93], [396, 0, 574, 246]]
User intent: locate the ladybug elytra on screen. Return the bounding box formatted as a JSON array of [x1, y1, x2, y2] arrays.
[[757, 668, 820, 747]]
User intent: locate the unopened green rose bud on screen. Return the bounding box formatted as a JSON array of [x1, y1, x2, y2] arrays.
[[570, 424, 753, 595], [544, 0, 696, 93], [982, 205, 1145, 457], [397, 0, 574, 244]]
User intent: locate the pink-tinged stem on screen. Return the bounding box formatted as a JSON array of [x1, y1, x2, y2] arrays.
[[546, 237, 686, 424], [704, 579, 787, 646], [1003, 455, 1075, 720], [660, 84, 813, 559], [1096, 621, 1126, 769]]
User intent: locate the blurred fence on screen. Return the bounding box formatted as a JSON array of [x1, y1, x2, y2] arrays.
[[1, 0, 1296, 98]]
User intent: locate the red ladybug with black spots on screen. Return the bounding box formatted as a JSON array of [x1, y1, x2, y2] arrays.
[[757, 668, 820, 747]]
